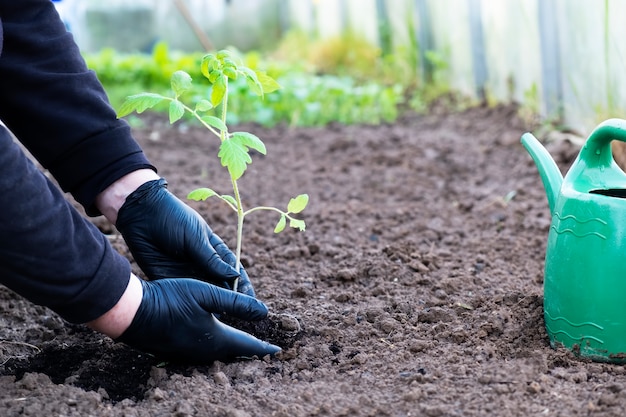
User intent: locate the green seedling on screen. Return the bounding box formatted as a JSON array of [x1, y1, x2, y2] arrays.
[[118, 49, 308, 290]]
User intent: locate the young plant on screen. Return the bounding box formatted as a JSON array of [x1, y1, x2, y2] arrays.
[[118, 49, 308, 291]]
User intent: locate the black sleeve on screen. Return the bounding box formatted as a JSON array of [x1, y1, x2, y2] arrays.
[[0, 0, 156, 216], [0, 125, 132, 324]]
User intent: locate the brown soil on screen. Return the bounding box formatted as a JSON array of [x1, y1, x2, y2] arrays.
[[2, 105, 625, 416]]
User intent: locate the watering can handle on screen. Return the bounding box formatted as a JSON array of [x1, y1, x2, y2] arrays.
[[582, 118, 626, 168]]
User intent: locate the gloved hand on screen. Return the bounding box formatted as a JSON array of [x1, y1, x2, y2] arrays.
[[116, 178, 255, 296], [116, 278, 280, 363]]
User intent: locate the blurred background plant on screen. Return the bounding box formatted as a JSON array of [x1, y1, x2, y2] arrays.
[[86, 32, 426, 128], [72, 0, 626, 134]]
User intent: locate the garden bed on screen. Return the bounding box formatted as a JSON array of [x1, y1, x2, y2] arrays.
[[2, 105, 624, 416]]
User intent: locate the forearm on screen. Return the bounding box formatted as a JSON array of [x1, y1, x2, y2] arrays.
[[95, 169, 160, 224], [87, 273, 143, 339]]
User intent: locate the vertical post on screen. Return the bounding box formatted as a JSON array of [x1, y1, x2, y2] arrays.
[[467, 0, 488, 101], [538, 0, 563, 120], [376, 0, 392, 53], [414, 0, 433, 83], [310, 0, 319, 38], [278, 0, 290, 35], [339, 0, 348, 32]]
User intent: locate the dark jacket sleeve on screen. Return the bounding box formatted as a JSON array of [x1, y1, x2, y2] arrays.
[[0, 0, 155, 216], [0, 125, 132, 324], [0, 0, 141, 323]]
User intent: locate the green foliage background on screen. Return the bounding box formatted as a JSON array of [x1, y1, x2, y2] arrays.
[[85, 32, 454, 127]]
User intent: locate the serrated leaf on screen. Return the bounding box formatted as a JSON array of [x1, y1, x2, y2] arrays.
[[218, 139, 252, 180], [201, 115, 227, 132], [217, 132, 266, 179], [274, 215, 286, 233], [195, 99, 213, 112], [231, 132, 266, 155], [171, 70, 192, 96], [289, 218, 306, 231], [169, 100, 185, 124], [210, 74, 227, 107], [117, 93, 165, 117], [256, 71, 282, 94], [287, 194, 309, 213], [187, 188, 217, 201]]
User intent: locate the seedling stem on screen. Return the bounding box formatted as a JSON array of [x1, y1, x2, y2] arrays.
[[118, 50, 308, 293]]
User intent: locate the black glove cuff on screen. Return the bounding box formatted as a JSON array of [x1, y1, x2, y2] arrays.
[[122, 178, 168, 208], [114, 279, 150, 345]]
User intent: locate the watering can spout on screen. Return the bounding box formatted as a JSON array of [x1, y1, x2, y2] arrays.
[[521, 132, 563, 214]]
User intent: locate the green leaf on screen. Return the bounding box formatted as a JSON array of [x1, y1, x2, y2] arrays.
[[169, 100, 185, 124], [208, 70, 221, 84], [289, 218, 306, 231], [245, 77, 263, 96], [217, 132, 267, 180], [222, 195, 237, 207], [210, 74, 227, 107], [218, 132, 266, 179], [287, 194, 309, 213], [201, 54, 215, 79], [231, 132, 266, 155], [171, 70, 192, 96], [240, 67, 263, 96], [218, 139, 252, 180], [195, 99, 213, 112], [223, 67, 238, 80], [274, 215, 286, 233], [256, 71, 282, 94], [201, 115, 227, 132], [117, 93, 165, 117], [239, 67, 257, 81], [216, 50, 232, 60], [187, 188, 217, 201], [223, 58, 237, 69]]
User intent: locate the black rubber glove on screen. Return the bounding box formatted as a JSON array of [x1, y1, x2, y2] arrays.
[[116, 278, 280, 363], [116, 179, 255, 296]]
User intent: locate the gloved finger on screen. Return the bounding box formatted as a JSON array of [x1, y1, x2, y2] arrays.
[[206, 314, 281, 360], [116, 178, 243, 286], [209, 232, 236, 262], [192, 288, 280, 359], [182, 209, 241, 281], [196, 282, 267, 321], [116, 279, 280, 363], [208, 233, 255, 296]]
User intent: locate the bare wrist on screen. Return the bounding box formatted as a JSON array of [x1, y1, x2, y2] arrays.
[[87, 273, 143, 339], [95, 169, 160, 224]]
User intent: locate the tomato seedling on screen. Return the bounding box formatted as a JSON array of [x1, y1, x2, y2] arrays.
[[118, 49, 308, 290]]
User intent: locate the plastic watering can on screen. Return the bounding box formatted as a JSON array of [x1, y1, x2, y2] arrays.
[[521, 118, 626, 362]]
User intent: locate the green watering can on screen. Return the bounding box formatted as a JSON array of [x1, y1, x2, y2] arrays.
[[522, 118, 626, 362]]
